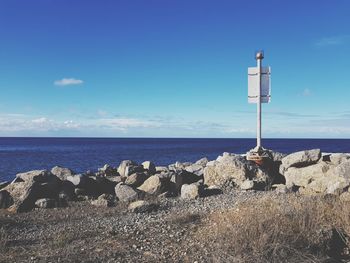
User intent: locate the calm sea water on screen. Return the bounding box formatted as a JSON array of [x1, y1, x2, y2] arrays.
[[0, 137, 349, 182]]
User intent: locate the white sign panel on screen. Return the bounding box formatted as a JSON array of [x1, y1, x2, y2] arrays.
[[248, 66, 271, 103]]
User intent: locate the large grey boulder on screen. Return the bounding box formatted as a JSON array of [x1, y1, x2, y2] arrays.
[[0, 190, 13, 209], [16, 170, 61, 185], [285, 159, 350, 195], [4, 170, 64, 212], [142, 161, 156, 175], [329, 153, 350, 165], [97, 164, 119, 177], [125, 172, 148, 187], [115, 183, 139, 202], [137, 175, 169, 195], [195, 157, 209, 167], [5, 180, 44, 212], [170, 170, 202, 194], [117, 160, 144, 178], [51, 166, 75, 180], [203, 154, 271, 189], [181, 184, 200, 199], [185, 164, 205, 177], [281, 149, 321, 170]]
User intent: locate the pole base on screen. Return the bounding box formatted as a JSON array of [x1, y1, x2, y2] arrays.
[[246, 146, 271, 165]]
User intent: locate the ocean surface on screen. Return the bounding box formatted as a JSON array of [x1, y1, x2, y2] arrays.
[[0, 137, 349, 182]]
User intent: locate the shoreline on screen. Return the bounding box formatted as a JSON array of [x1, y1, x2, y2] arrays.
[[1, 149, 350, 261]]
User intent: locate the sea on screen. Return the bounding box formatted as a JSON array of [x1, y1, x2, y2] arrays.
[[0, 137, 349, 182]]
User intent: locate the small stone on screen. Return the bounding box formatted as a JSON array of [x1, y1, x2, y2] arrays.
[[240, 180, 254, 190], [181, 184, 199, 199]]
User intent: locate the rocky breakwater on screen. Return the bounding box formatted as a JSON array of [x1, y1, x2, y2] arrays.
[[0, 149, 349, 213]]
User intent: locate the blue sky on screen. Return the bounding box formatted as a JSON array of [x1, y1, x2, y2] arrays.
[[0, 0, 349, 138]]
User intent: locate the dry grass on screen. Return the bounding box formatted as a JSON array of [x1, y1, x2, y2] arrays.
[[196, 194, 350, 263]]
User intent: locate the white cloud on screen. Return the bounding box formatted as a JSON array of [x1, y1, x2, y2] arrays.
[[54, 78, 83, 86]]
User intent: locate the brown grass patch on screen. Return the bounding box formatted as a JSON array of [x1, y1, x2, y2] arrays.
[[195, 194, 350, 263]]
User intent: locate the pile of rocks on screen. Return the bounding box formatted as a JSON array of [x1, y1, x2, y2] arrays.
[[1, 149, 349, 213]]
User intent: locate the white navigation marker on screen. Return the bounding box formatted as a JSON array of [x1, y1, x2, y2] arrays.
[[248, 51, 271, 150]]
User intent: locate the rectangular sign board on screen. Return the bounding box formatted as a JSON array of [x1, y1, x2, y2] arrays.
[[248, 66, 271, 103]]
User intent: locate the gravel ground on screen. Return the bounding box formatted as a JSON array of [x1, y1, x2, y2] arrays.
[[0, 190, 279, 263]]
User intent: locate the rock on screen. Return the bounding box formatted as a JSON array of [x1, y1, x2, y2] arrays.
[[0, 190, 13, 209], [67, 174, 99, 196], [169, 162, 192, 171], [0, 181, 10, 190], [59, 180, 76, 201], [204, 154, 271, 189], [340, 192, 350, 202], [51, 166, 74, 180], [137, 175, 169, 195], [181, 184, 200, 199], [117, 160, 144, 178], [329, 153, 350, 165], [170, 170, 202, 194], [97, 164, 119, 177], [91, 194, 114, 207], [92, 176, 117, 195], [4, 170, 63, 212], [155, 166, 169, 173], [128, 200, 158, 213], [66, 174, 88, 187], [142, 161, 156, 175], [16, 170, 61, 185], [285, 160, 350, 195], [240, 180, 254, 190], [125, 172, 148, 187], [195, 157, 209, 167], [281, 149, 321, 170], [115, 183, 139, 202], [35, 198, 56, 209], [267, 151, 287, 162], [284, 162, 330, 188], [106, 176, 123, 184], [185, 164, 204, 177]]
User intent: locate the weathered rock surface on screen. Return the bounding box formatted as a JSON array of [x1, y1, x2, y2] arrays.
[[137, 175, 169, 195], [281, 149, 321, 170], [128, 200, 158, 213], [97, 164, 119, 177], [142, 161, 156, 175], [117, 160, 144, 178], [115, 183, 140, 202], [181, 184, 200, 199], [51, 166, 75, 180], [204, 154, 271, 189], [329, 153, 350, 165], [125, 172, 148, 187], [284, 158, 350, 195], [240, 180, 255, 190]]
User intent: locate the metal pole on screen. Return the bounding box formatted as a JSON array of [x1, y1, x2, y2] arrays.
[[256, 51, 263, 149]]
